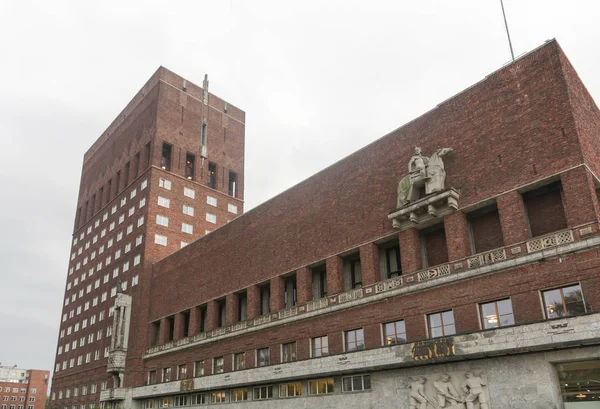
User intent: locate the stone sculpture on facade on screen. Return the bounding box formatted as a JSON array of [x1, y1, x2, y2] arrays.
[[409, 377, 430, 409], [434, 374, 463, 407], [389, 146, 457, 230], [407, 371, 490, 409], [396, 147, 453, 208], [462, 372, 489, 409]]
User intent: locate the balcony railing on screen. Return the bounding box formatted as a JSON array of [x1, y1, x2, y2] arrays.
[[144, 224, 597, 357]]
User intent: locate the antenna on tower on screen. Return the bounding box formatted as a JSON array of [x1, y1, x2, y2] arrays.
[[500, 0, 515, 62]]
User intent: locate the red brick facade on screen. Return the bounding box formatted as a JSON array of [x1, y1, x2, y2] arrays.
[[51, 40, 600, 408]]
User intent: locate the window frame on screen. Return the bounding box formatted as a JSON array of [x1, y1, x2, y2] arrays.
[[541, 283, 586, 319], [427, 309, 456, 338], [478, 298, 515, 329]]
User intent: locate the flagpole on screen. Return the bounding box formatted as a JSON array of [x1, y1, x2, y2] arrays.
[[500, 0, 515, 62]]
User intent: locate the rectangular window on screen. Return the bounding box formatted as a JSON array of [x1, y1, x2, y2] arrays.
[[158, 196, 170, 208], [208, 162, 217, 189], [252, 386, 274, 400], [228, 171, 237, 197], [479, 299, 515, 329], [182, 223, 193, 234], [383, 320, 406, 345], [279, 382, 302, 398], [230, 389, 248, 402], [180, 242, 188, 248], [428, 310, 456, 338], [311, 335, 329, 358], [177, 365, 186, 380], [260, 283, 270, 315], [214, 357, 224, 374], [233, 352, 245, 371], [173, 396, 187, 407], [194, 361, 204, 377], [201, 122, 207, 146], [207, 196, 217, 207], [154, 234, 167, 246], [159, 178, 172, 190], [161, 143, 172, 171], [210, 392, 226, 404], [206, 213, 216, 224], [183, 205, 194, 216], [162, 367, 171, 383], [185, 153, 195, 180], [282, 342, 297, 363], [345, 328, 365, 352], [147, 371, 156, 385], [542, 284, 586, 318], [309, 379, 335, 395], [184, 187, 195, 199], [523, 181, 567, 238], [190, 394, 207, 405], [342, 375, 371, 392], [227, 203, 238, 214], [156, 215, 169, 227], [257, 347, 270, 367]]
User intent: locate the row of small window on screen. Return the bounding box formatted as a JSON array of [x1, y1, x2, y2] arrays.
[[58, 314, 117, 356], [70, 209, 145, 272], [65, 255, 141, 307], [157, 196, 223, 225], [155, 234, 211, 248], [0, 404, 35, 409], [149, 284, 586, 381], [52, 383, 101, 400], [158, 178, 238, 213], [73, 183, 148, 255], [0, 389, 35, 394], [67, 242, 143, 299], [156, 216, 197, 234], [146, 375, 369, 407], [0, 398, 35, 402], [55, 346, 111, 372]]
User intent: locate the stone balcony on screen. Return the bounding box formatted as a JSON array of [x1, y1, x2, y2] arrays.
[[107, 349, 127, 373], [100, 388, 127, 402]]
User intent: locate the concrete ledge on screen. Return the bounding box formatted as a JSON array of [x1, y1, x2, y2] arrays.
[[134, 313, 600, 398]]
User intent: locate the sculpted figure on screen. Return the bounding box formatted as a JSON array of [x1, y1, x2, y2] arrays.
[[396, 147, 453, 208], [434, 374, 462, 407], [409, 377, 429, 409], [426, 148, 453, 194], [461, 372, 489, 409]]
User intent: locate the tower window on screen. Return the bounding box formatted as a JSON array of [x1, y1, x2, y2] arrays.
[[161, 143, 172, 171], [201, 123, 207, 145], [185, 153, 195, 180], [208, 163, 217, 189], [228, 171, 237, 197]]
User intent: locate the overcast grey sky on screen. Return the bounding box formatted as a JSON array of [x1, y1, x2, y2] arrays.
[[0, 0, 599, 375]]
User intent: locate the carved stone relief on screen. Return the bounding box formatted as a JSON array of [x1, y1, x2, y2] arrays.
[[407, 371, 490, 409]]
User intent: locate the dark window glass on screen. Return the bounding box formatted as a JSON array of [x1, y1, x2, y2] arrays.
[[543, 284, 586, 318]]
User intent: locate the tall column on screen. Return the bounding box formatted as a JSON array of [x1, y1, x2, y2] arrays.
[[444, 212, 472, 260], [226, 293, 238, 325], [206, 300, 219, 332], [497, 190, 530, 244], [270, 276, 285, 312], [399, 228, 422, 273], [296, 267, 312, 304], [188, 306, 200, 336], [561, 167, 600, 226], [158, 317, 168, 345], [359, 243, 380, 286], [326, 255, 344, 295], [247, 285, 261, 319], [173, 312, 185, 341]]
